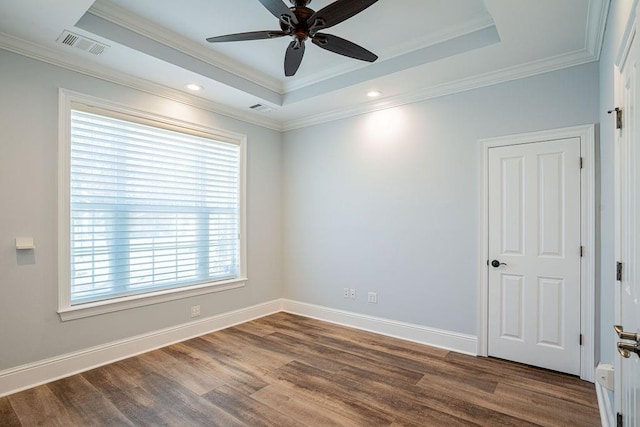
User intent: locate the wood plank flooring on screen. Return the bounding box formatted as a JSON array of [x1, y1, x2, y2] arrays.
[[0, 312, 600, 426]]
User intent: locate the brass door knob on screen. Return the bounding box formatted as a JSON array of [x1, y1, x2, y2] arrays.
[[618, 341, 640, 358], [614, 325, 639, 342]]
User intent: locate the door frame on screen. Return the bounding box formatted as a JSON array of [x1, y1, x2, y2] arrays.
[[477, 124, 596, 382]]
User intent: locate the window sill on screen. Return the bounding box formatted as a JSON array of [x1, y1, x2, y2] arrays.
[[58, 278, 247, 321]]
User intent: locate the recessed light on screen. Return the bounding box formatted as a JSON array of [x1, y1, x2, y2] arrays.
[[367, 90, 382, 98], [186, 83, 202, 91]]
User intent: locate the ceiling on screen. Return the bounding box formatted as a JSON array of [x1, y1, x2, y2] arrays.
[[0, 0, 609, 131]]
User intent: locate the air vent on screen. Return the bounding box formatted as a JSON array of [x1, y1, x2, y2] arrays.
[[56, 30, 109, 56], [249, 104, 274, 113]]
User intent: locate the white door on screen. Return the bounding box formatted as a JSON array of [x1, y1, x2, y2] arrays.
[[615, 13, 640, 424], [487, 139, 581, 375]]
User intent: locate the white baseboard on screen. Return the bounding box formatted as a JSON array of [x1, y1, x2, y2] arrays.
[[281, 299, 478, 355], [595, 379, 615, 427], [0, 298, 478, 398], [0, 299, 282, 398]]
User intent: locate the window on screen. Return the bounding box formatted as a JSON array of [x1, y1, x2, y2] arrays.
[[58, 90, 246, 320]]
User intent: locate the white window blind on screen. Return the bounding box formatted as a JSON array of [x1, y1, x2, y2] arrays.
[[69, 108, 241, 305]]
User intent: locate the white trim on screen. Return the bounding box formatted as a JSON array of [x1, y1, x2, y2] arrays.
[[57, 88, 249, 321], [282, 49, 598, 131], [586, 0, 612, 59], [1, 30, 598, 133], [59, 89, 250, 143], [0, 32, 282, 131], [615, 0, 640, 68], [616, 22, 636, 71], [282, 15, 496, 93], [612, 4, 637, 415], [58, 88, 72, 313], [596, 379, 615, 427], [0, 298, 479, 398], [281, 299, 477, 355], [0, 300, 282, 398], [89, 0, 494, 95], [613, 61, 624, 419], [58, 279, 247, 321], [580, 126, 597, 383], [88, 0, 283, 94], [477, 124, 596, 382], [87, 0, 605, 97]]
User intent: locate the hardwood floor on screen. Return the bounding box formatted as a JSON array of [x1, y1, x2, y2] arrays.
[[0, 312, 600, 426]]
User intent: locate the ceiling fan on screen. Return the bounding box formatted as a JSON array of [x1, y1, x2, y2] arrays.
[[206, 0, 380, 77]]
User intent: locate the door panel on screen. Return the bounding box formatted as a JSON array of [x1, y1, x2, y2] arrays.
[[501, 156, 525, 255], [538, 152, 564, 257], [537, 277, 564, 347], [500, 275, 524, 340], [488, 138, 581, 375]]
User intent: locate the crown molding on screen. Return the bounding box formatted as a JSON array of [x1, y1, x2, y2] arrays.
[[89, 0, 284, 95], [282, 48, 597, 131], [282, 14, 496, 93], [0, 32, 282, 131], [585, 0, 611, 59], [378, 15, 496, 61], [91, 0, 496, 98], [0, 28, 600, 134], [283, 25, 500, 106]]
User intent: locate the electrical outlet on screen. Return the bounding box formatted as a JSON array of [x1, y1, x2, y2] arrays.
[[349, 288, 356, 299], [343, 287, 350, 298], [368, 292, 378, 303], [190, 305, 201, 318]]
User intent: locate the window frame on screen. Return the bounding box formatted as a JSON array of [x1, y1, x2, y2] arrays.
[[57, 89, 247, 321]]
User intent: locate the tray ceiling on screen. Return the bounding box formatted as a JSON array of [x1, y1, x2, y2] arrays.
[[0, 0, 609, 130]]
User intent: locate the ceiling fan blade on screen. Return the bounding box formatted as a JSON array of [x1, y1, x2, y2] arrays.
[[257, 0, 297, 25], [206, 30, 287, 43], [284, 40, 305, 76], [312, 33, 378, 62], [308, 0, 378, 31]]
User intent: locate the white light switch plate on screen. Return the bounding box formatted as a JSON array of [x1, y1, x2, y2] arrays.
[[15, 237, 35, 250]]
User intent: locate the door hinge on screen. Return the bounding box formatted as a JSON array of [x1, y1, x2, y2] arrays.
[[580, 157, 583, 169], [580, 246, 584, 257], [609, 107, 623, 129], [579, 334, 583, 345], [617, 412, 623, 427], [617, 262, 623, 281]]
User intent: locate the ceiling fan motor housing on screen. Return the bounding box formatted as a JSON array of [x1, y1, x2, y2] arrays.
[[280, 4, 315, 42]]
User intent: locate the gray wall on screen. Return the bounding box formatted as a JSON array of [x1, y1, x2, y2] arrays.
[[0, 45, 605, 373], [598, 0, 635, 366], [0, 50, 283, 370], [282, 63, 600, 336]]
